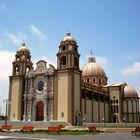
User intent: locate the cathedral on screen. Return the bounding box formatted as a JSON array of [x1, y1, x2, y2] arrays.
[[8, 32, 140, 125]]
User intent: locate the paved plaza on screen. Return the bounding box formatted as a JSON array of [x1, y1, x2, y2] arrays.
[[0, 132, 139, 140]]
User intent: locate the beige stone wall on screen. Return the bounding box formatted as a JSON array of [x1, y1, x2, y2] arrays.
[[82, 99, 85, 117], [93, 101, 98, 122], [73, 73, 80, 122], [109, 87, 120, 99], [57, 73, 69, 122], [100, 102, 104, 122], [85, 99, 92, 122], [68, 73, 72, 123], [81, 99, 110, 123], [10, 78, 23, 121], [105, 103, 109, 122]]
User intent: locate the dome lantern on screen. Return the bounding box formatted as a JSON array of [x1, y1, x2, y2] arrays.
[[61, 32, 77, 44], [17, 42, 30, 54], [88, 50, 96, 63]]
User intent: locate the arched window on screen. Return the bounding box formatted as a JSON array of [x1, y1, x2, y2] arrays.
[[75, 47, 77, 52], [93, 78, 96, 83], [27, 57, 30, 61], [15, 65, 19, 73], [61, 56, 66, 65], [38, 81, 44, 91], [16, 55, 19, 61], [128, 100, 132, 113], [133, 100, 136, 113], [62, 46, 66, 51], [26, 66, 30, 74], [123, 101, 127, 113], [137, 100, 139, 113], [87, 78, 89, 83], [74, 57, 78, 66]]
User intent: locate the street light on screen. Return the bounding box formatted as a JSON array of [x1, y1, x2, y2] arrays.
[[123, 117, 126, 127], [3, 99, 9, 126], [102, 117, 105, 127]]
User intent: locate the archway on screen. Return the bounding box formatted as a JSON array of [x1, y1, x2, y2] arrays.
[[75, 111, 81, 126], [36, 101, 44, 121]]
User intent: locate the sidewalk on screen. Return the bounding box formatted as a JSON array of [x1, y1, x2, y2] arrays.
[[0, 131, 139, 140]]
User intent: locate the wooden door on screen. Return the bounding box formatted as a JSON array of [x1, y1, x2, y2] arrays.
[[36, 101, 44, 121]]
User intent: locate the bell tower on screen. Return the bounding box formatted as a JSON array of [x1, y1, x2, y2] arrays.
[[54, 32, 82, 125], [8, 43, 33, 121]]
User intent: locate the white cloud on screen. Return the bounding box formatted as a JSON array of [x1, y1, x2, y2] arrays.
[[0, 51, 15, 114], [96, 56, 109, 68], [29, 25, 46, 40], [80, 55, 109, 71], [0, 4, 6, 11], [4, 33, 27, 45], [0, 51, 15, 82], [122, 62, 140, 76]]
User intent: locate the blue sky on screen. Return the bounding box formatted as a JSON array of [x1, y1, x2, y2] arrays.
[[0, 0, 140, 114]]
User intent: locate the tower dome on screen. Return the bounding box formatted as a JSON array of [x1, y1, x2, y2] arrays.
[[61, 32, 77, 44], [82, 53, 108, 86], [124, 85, 138, 97], [17, 43, 30, 54]]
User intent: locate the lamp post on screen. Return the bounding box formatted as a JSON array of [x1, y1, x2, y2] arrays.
[[3, 99, 9, 126], [123, 117, 126, 127], [102, 117, 105, 127], [83, 118, 86, 127]]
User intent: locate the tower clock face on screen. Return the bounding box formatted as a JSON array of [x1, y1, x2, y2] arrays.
[[21, 55, 25, 61]]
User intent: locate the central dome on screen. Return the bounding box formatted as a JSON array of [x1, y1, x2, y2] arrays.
[[82, 56, 106, 77], [82, 54, 108, 86]]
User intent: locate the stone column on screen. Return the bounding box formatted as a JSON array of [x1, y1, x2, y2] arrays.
[[132, 100, 134, 122], [126, 99, 129, 122], [44, 99, 47, 121], [98, 93, 100, 122], [27, 99, 32, 121], [23, 75, 28, 121], [23, 96, 27, 121]]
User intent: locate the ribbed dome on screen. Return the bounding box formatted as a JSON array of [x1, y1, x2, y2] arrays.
[[62, 32, 76, 42], [124, 85, 138, 97], [82, 56, 106, 77], [17, 43, 30, 53]]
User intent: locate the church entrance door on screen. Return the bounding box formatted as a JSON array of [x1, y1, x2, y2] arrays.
[[36, 101, 44, 121]]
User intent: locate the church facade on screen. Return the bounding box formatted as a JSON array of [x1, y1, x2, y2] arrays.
[[8, 32, 140, 125]]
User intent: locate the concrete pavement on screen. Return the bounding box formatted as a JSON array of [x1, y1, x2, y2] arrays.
[[0, 132, 139, 140]]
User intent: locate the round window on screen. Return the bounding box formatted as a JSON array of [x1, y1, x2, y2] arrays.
[[38, 81, 44, 91]]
